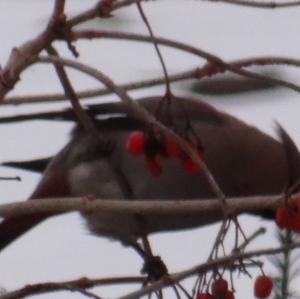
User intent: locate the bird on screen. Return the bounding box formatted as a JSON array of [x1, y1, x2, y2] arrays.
[[0, 95, 298, 264]]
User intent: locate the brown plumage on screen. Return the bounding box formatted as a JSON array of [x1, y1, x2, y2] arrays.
[[0, 96, 298, 251]]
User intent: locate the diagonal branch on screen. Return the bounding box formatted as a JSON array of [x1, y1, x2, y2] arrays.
[[3, 55, 300, 106], [4, 240, 294, 299], [203, 0, 300, 8], [0, 276, 144, 299], [2, 69, 195, 105], [118, 242, 300, 299], [0, 0, 65, 100], [45, 46, 100, 137]]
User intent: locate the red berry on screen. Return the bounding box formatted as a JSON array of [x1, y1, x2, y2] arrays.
[[276, 205, 300, 232], [165, 137, 181, 157], [126, 131, 146, 156], [183, 159, 201, 174], [178, 149, 189, 161], [225, 290, 235, 299], [276, 207, 295, 230], [212, 278, 228, 298], [179, 146, 203, 175], [146, 158, 162, 177], [291, 198, 300, 231], [197, 293, 214, 299], [296, 197, 300, 213], [291, 213, 300, 232], [254, 275, 273, 298]]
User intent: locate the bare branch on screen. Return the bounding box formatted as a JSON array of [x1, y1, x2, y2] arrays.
[[136, 1, 171, 94], [0, 192, 296, 299], [66, 0, 140, 28], [0, 1, 66, 100], [0, 276, 144, 299], [2, 1, 299, 103], [66, 1, 112, 28], [0, 193, 287, 220], [118, 242, 300, 299], [45, 46, 101, 138], [0, 176, 21, 181], [232, 56, 300, 68], [203, 0, 300, 8], [2, 69, 195, 105], [53, 0, 65, 15], [71, 30, 300, 93], [3, 55, 300, 106], [235, 227, 267, 252]]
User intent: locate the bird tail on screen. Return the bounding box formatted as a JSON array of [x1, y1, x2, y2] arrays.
[[2, 157, 51, 173], [0, 149, 70, 252], [277, 124, 300, 189]]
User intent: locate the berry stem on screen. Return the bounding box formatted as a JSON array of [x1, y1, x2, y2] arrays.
[[136, 1, 171, 95]]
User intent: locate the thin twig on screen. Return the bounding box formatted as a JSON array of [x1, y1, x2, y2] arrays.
[[0, 176, 21, 181], [4, 55, 300, 106], [208, 220, 229, 261], [66, 0, 112, 27], [118, 242, 300, 299], [46, 47, 135, 199], [203, 0, 300, 8], [71, 30, 300, 93], [45, 46, 100, 137], [236, 227, 266, 252], [136, 1, 171, 94], [66, 0, 139, 28], [2, 69, 195, 105], [0, 276, 144, 299], [63, 286, 102, 299], [0, 0, 66, 100], [53, 0, 65, 15]]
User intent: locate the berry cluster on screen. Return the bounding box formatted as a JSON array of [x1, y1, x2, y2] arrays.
[[197, 278, 234, 299], [254, 275, 273, 298], [126, 130, 203, 177], [197, 275, 273, 299], [275, 198, 300, 232]]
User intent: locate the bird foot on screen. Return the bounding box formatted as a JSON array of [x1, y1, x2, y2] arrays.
[[141, 255, 168, 281]]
